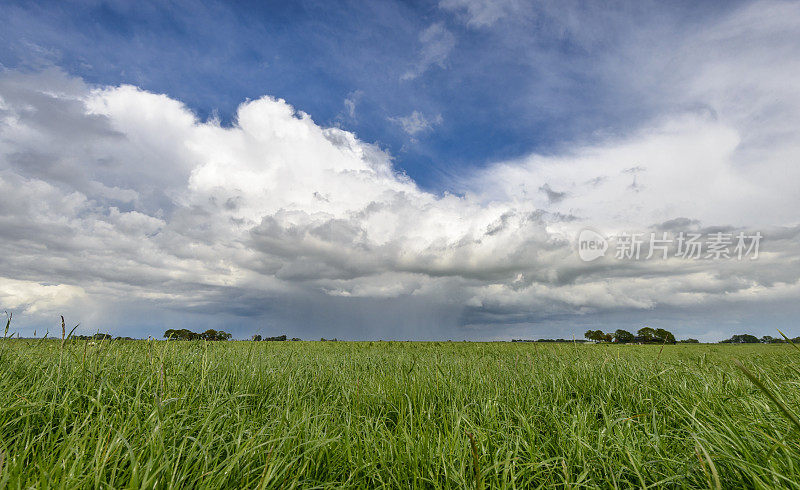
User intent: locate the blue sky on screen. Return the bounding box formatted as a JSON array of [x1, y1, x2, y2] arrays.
[[0, 0, 798, 340], [1, 0, 742, 190]]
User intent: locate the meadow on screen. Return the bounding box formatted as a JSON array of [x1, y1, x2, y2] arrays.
[[1, 338, 800, 488]]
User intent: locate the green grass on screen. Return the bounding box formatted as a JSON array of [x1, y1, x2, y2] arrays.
[[1, 339, 800, 488]]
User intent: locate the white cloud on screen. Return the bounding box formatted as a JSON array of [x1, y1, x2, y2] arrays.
[[390, 110, 443, 137], [344, 98, 356, 119], [341, 90, 362, 121], [439, 0, 520, 27], [0, 278, 86, 315], [401, 23, 456, 80]]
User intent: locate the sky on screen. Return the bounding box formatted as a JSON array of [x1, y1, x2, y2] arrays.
[[0, 0, 798, 340]]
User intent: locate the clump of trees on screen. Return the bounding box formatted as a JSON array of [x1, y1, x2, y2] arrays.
[[74, 333, 113, 340], [585, 327, 676, 344], [511, 338, 588, 343], [251, 334, 295, 341], [583, 330, 613, 343], [164, 328, 232, 341], [73, 333, 135, 341], [720, 334, 760, 343]]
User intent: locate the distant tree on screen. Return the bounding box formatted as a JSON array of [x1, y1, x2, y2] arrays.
[[637, 327, 657, 343], [584, 330, 606, 342], [165, 329, 200, 340], [252, 334, 262, 341], [172, 329, 232, 341], [602, 333, 613, 342], [654, 328, 676, 344], [614, 329, 634, 343], [721, 334, 760, 343], [264, 335, 287, 341], [739, 334, 759, 343], [760, 335, 780, 343], [291, 337, 302, 341], [679, 338, 700, 343], [536, 338, 588, 343]]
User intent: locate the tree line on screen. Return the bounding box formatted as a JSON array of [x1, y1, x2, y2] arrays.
[[585, 327, 676, 344], [720, 334, 800, 343], [584, 329, 800, 344], [511, 338, 589, 343], [163, 328, 232, 341], [251, 335, 302, 341]]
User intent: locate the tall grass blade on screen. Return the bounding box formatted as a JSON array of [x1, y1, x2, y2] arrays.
[[734, 358, 800, 434]]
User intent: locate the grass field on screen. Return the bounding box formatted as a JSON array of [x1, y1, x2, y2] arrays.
[[1, 339, 800, 488]]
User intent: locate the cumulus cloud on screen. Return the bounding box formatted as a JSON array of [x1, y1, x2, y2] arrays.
[[0, 68, 557, 337], [0, 2, 799, 340]]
